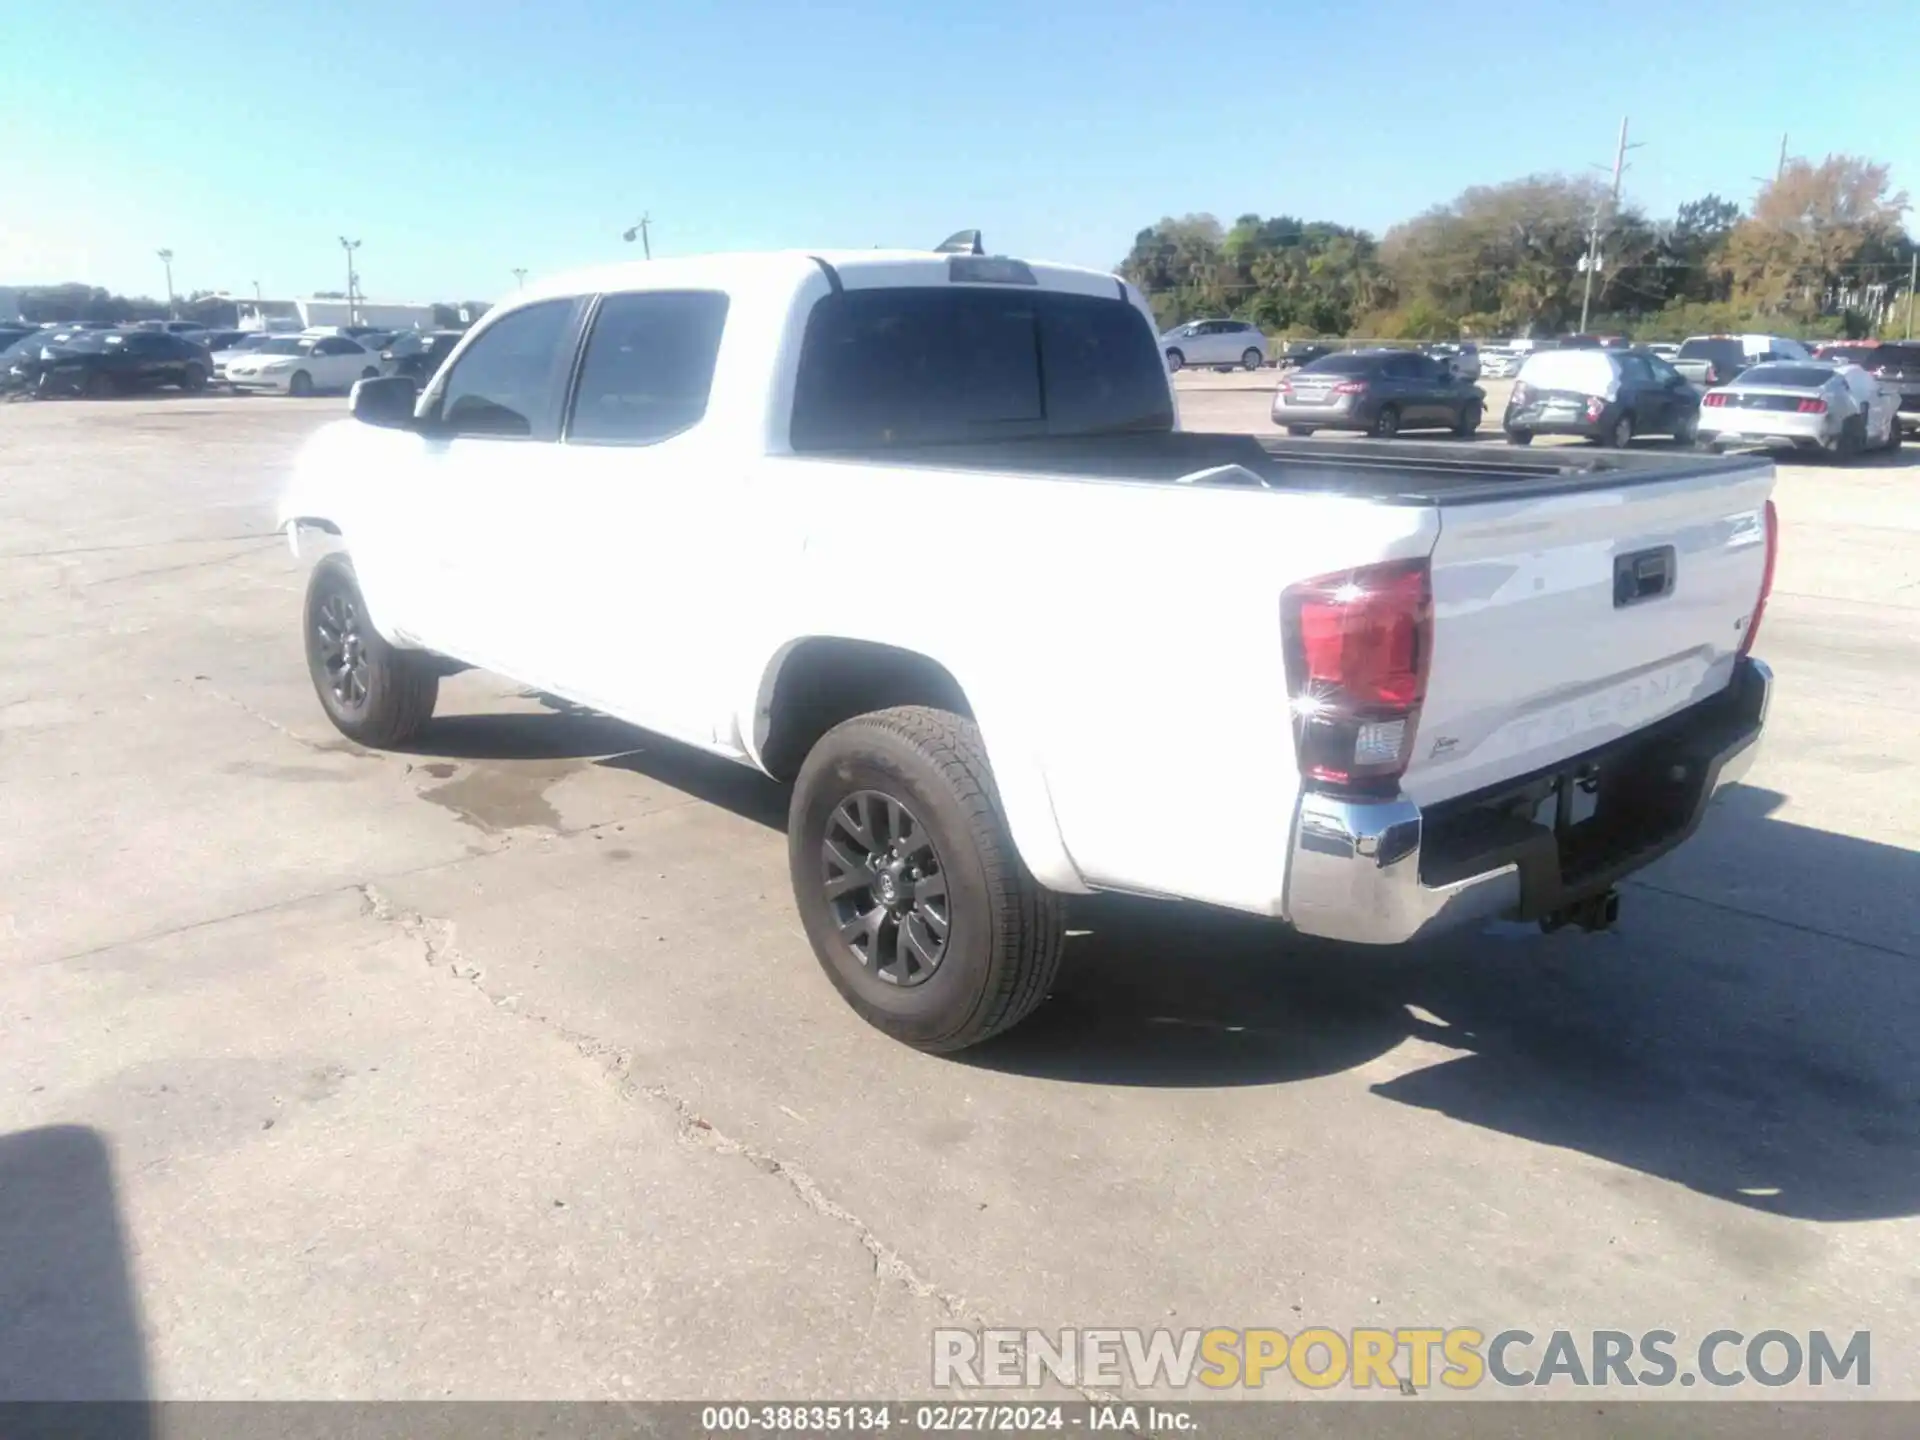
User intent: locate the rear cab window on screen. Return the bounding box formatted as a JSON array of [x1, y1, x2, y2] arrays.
[[788, 287, 1171, 451], [566, 291, 730, 445]]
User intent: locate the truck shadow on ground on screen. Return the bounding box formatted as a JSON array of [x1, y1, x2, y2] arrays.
[[0, 1125, 152, 1417], [971, 784, 1920, 1222], [417, 701, 1918, 1223]]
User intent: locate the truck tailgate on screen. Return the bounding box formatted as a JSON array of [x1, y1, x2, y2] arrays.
[[1404, 464, 1774, 806]]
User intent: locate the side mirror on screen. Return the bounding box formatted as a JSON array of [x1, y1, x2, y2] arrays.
[[350, 374, 419, 429]]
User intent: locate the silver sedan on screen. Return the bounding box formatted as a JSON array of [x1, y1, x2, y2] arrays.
[[1697, 361, 1902, 461]]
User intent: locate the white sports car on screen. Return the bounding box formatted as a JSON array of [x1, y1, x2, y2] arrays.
[[224, 334, 383, 396], [1698, 361, 1902, 461]]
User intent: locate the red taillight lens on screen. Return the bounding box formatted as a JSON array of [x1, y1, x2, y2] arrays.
[[1796, 398, 1827, 414], [1280, 381, 1295, 396], [1703, 393, 1728, 407], [1585, 395, 1606, 421], [1282, 559, 1433, 792], [1331, 380, 1367, 395], [1738, 499, 1778, 659]]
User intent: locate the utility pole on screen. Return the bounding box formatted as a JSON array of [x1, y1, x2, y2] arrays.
[[1578, 117, 1639, 334], [1777, 133, 1790, 181], [1907, 250, 1917, 340], [512, 267, 527, 289], [622, 213, 652, 259], [157, 249, 176, 317], [338, 237, 362, 323]]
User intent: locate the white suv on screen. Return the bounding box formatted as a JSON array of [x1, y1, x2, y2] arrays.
[[1159, 319, 1268, 372]]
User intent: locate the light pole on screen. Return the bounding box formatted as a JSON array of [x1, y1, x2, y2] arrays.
[[157, 249, 176, 317], [622, 213, 652, 259], [512, 267, 527, 289], [338, 237, 362, 323]]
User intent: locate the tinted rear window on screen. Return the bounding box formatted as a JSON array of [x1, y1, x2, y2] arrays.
[[789, 288, 1171, 451], [1738, 365, 1832, 389], [1299, 353, 1382, 375], [1678, 339, 1743, 362]]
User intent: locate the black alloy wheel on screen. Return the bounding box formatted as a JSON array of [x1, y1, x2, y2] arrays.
[[823, 790, 950, 987], [313, 587, 372, 715]]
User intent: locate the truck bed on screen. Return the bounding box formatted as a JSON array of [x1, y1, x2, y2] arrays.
[[809, 432, 1771, 505]]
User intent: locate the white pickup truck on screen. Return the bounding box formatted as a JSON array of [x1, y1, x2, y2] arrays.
[[279, 241, 1777, 1052]]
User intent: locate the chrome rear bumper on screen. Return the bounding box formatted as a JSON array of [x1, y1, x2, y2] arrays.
[[1284, 657, 1772, 945]]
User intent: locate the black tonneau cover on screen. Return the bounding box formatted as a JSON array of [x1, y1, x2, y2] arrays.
[[804, 432, 1772, 506]]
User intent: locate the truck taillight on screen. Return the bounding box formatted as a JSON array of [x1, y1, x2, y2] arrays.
[[1738, 500, 1778, 659], [1282, 559, 1433, 793]]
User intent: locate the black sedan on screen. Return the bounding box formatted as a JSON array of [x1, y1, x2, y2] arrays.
[[379, 329, 465, 383], [1273, 349, 1485, 437], [7, 329, 212, 398]]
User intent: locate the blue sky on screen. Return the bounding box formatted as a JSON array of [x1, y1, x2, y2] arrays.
[[4, 0, 1915, 304]]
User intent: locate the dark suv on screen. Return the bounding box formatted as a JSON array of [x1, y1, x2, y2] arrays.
[[1274, 348, 1485, 437], [1815, 341, 1920, 433]]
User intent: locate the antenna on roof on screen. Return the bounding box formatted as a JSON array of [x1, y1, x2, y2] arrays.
[[935, 230, 985, 256]]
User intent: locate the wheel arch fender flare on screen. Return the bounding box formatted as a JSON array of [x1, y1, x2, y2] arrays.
[[746, 635, 1090, 895]]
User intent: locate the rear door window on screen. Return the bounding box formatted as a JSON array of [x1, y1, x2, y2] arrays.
[[789, 288, 1171, 451]]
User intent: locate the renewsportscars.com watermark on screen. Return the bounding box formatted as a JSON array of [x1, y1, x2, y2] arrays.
[[933, 1327, 1871, 1392]]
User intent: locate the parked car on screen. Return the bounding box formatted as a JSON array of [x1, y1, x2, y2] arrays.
[[1274, 348, 1486, 437], [224, 334, 383, 395], [379, 329, 465, 383], [1159, 319, 1267, 372], [1698, 361, 1901, 460], [1422, 341, 1481, 381], [1645, 343, 1681, 362], [134, 319, 213, 336], [1479, 348, 1523, 379], [6, 328, 211, 398], [1277, 341, 1332, 370], [1504, 346, 1701, 447], [209, 332, 278, 383], [193, 328, 250, 354], [1671, 334, 1810, 387], [277, 244, 1776, 1051], [1813, 340, 1920, 434]]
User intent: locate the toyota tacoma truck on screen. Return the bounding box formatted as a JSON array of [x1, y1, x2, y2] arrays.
[[278, 239, 1777, 1052]]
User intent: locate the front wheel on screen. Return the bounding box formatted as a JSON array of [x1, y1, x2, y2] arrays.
[[1505, 428, 1534, 446], [789, 706, 1063, 1053], [1165, 349, 1185, 373], [303, 553, 439, 748], [179, 364, 207, 393], [1241, 348, 1263, 371], [288, 370, 314, 398]]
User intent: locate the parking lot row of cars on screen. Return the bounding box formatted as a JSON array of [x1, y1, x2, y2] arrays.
[[1267, 336, 1919, 460], [0, 318, 466, 399]]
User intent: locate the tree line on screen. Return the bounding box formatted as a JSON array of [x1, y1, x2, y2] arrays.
[[10, 285, 487, 331], [1119, 155, 1914, 341]]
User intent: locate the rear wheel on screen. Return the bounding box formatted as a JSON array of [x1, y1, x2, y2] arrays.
[[84, 371, 114, 400], [1165, 349, 1185, 373], [1285, 425, 1314, 437], [179, 364, 207, 393], [1600, 414, 1634, 449], [1369, 404, 1401, 438], [1452, 402, 1482, 438], [789, 706, 1063, 1052], [1505, 428, 1534, 446], [1671, 408, 1698, 445], [1241, 348, 1263, 371], [1834, 415, 1866, 463], [302, 554, 438, 748], [288, 370, 314, 398]]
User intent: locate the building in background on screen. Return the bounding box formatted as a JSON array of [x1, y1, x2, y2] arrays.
[[235, 297, 436, 332]]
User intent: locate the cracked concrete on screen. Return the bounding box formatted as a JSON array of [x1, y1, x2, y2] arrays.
[[5, 390, 1920, 1405]]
